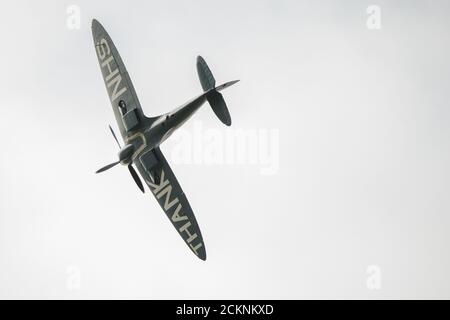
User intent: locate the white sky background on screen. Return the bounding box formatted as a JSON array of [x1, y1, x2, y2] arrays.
[[0, 0, 449, 299]]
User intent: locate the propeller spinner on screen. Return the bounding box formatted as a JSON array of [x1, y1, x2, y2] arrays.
[[96, 125, 145, 193]]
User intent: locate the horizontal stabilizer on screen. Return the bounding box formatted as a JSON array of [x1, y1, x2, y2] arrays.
[[196, 56, 238, 127], [207, 91, 231, 126], [197, 56, 215, 91]]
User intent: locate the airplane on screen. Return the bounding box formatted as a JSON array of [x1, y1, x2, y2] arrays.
[[91, 19, 239, 261]]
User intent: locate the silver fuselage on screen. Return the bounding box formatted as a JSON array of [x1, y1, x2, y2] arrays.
[[119, 91, 209, 165]]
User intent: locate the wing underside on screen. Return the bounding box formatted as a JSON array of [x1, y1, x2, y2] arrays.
[[91, 19, 148, 140], [134, 147, 207, 260]]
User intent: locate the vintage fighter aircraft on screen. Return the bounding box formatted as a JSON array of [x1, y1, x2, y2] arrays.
[[92, 19, 238, 260]]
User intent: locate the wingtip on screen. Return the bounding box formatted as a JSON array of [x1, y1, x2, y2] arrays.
[[196, 247, 207, 261], [91, 18, 104, 31], [197, 55, 209, 68]]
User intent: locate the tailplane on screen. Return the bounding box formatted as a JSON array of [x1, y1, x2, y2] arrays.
[[196, 56, 238, 126]]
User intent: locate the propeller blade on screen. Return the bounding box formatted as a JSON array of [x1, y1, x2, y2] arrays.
[[128, 165, 145, 193], [109, 125, 121, 149], [95, 161, 120, 174]]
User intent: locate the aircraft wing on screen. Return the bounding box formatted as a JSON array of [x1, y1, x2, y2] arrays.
[[91, 19, 149, 141], [134, 147, 207, 260]]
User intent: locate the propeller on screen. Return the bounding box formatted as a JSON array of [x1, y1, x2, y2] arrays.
[[128, 164, 145, 193], [95, 161, 120, 173], [96, 125, 145, 193], [109, 124, 121, 148]]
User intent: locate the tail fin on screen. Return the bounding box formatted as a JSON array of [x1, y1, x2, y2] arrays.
[[196, 56, 238, 126]]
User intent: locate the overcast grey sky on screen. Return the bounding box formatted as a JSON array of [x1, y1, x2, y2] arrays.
[[0, 0, 449, 299]]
